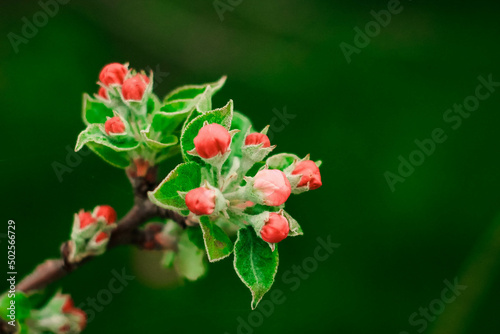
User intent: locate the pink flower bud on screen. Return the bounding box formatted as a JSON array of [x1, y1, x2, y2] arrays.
[[185, 187, 216, 215], [260, 213, 289, 243], [98, 86, 109, 100], [78, 211, 96, 229], [121, 74, 149, 101], [104, 116, 125, 135], [95, 232, 109, 243], [61, 296, 74, 313], [95, 205, 117, 224], [253, 169, 291, 206], [245, 133, 271, 148], [193, 123, 231, 159], [66, 308, 87, 331], [292, 160, 322, 190], [99, 63, 128, 86]]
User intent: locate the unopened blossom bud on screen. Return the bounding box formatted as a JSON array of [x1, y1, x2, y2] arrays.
[[95, 205, 117, 224], [78, 211, 96, 229], [193, 123, 231, 159], [99, 63, 128, 86], [61, 296, 74, 313], [104, 117, 125, 135], [253, 169, 291, 206], [245, 133, 271, 148], [292, 160, 322, 190], [98, 86, 109, 100], [122, 74, 150, 101], [185, 187, 216, 215], [95, 232, 109, 243], [260, 212, 289, 243]]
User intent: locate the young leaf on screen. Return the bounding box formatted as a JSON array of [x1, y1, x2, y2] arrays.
[[229, 111, 253, 159], [234, 227, 279, 309], [175, 230, 207, 281], [148, 162, 202, 211], [199, 216, 233, 262], [283, 211, 303, 237], [75, 124, 140, 152], [180, 100, 234, 161], [81, 93, 114, 125], [266, 153, 299, 170], [164, 76, 226, 102]]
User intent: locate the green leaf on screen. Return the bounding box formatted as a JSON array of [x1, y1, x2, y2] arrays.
[[75, 124, 140, 152], [164, 76, 226, 102], [82, 93, 114, 125], [186, 226, 205, 250], [284, 211, 303, 237], [75, 124, 139, 168], [0, 292, 31, 321], [141, 126, 178, 150], [162, 250, 176, 268], [234, 227, 279, 309], [229, 111, 253, 159], [199, 216, 233, 262], [180, 100, 234, 161], [175, 230, 207, 281], [152, 107, 192, 135], [266, 153, 299, 171], [148, 162, 202, 211]]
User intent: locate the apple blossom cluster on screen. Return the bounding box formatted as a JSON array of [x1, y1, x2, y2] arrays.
[[177, 122, 322, 246], [68, 205, 117, 263], [0, 292, 86, 334]]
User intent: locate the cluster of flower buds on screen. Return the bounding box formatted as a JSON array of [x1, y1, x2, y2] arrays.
[[28, 293, 86, 334], [183, 121, 322, 247], [68, 205, 117, 262], [97, 63, 151, 103]]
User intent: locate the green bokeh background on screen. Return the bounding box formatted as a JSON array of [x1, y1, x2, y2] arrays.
[[1, 0, 500, 333]]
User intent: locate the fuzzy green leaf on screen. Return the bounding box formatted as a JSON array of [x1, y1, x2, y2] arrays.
[[75, 124, 139, 168], [148, 162, 202, 211], [82, 93, 114, 125], [284, 211, 303, 237], [0, 292, 31, 322], [266, 153, 299, 170], [234, 227, 279, 309], [180, 100, 234, 161], [229, 111, 253, 159], [199, 216, 233, 262], [164, 76, 226, 102]]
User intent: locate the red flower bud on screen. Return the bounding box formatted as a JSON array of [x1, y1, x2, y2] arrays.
[[253, 170, 291, 206], [98, 86, 109, 100], [99, 63, 128, 86], [95, 205, 117, 224], [69, 308, 87, 330], [245, 133, 271, 148], [260, 213, 289, 243], [95, 232, 109, 243], [104, 116, 125, 135], [122, 74, 149, 101], [185, 187, 216, 215], [292, 160, 322, 190], [193, 123, 231, 159], [61, 296, 74, 313], [78, 211, 96, 229]]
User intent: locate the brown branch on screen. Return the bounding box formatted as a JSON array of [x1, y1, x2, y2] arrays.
[[15, 166, 189, 294]]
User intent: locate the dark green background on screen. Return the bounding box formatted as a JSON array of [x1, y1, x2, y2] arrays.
[[1, 0, 500, 333]]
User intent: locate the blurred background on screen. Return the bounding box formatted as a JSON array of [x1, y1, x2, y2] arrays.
[[1, 0, 500, 333]]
